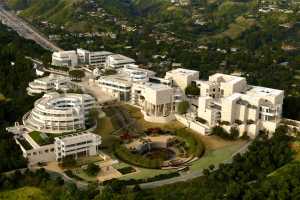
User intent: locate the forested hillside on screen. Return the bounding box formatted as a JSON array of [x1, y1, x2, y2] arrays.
[[0, 23, 47, 172]]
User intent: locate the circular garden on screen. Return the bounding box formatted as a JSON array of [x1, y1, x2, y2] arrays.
[[113, 128, 205, 169]]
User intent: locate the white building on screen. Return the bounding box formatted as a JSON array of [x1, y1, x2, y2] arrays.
[[15, 133, 55, 165], [55, 132, 101, 162], [96, 66, 284, 137], [27, 74, 70, 96], [23, 92, 96, 134], [52, 50, 78, 67], [196, 73, 284, 138], [131, 82, 183, 123], [13, 131, 101, 165], [77, 48, 113, 66], [165, 68, 199, 92], [52, 49, 114, 68], [96, 64, 155, 101], [105, 54, 136, 69]]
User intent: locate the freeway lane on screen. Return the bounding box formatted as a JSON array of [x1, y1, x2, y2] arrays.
[[0, 4, 62, 52]]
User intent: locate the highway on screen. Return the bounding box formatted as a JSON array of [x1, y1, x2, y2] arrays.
[[0, 4, 62, 52]]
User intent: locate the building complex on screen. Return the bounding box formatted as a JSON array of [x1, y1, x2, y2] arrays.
[[14, 131, 101, 165], [23, 92, 96, 134], [196, 73, 283, 138], [27, 74, 70, 95], [55, 132, 101, 162], [9, 48, 286, 166], [95, 65, 284, 137], [51, 48, 134, 68]]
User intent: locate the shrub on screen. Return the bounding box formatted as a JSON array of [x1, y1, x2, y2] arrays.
[[246, 119, 255, 125], [234, 119, 243, 125], [212, 126, 240, 140], [175, 129, 205, 157], [185, 84, 200, 96], [241, 131, 250, 140], [220, 121, 231, 126], [177, 101, 190, 114], [196, 117, 207, 124], [61, 156, 76, 168], [103, 172, 180, 186], [85, 163, 100, 176], [69, 69, 85, 81], [229, 127, 239, 139], [114, 145, 162, 169], [118, 166, 136, 175], [64, 170, 84, 181]]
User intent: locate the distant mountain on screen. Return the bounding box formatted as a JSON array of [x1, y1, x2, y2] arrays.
[[7, 0, 84, 24], [6, 0, 189, 24]]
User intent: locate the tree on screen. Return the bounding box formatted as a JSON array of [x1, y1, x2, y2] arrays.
[[69, 70, 85, 81], [86, 163, 100, 176], [229, 127, 240, 140], [177, 101, 189, 114], [185, 84, 200, 96]]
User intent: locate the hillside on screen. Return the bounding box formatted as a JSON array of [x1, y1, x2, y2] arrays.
[[10, 0, 84, 24], [0, 187, 49, 200], [8, 0, 186, 24]]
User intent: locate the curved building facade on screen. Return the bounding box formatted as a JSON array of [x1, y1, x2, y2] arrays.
[[23, 92, 96, 134]]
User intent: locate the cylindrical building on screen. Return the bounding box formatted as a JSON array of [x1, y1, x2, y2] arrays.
[[23, 92, 95, 134]]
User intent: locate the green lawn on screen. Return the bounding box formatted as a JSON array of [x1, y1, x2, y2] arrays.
[[0, 187, 49, 200], [29, 131, 53, 146], [72, 168, 98, 182], [189, 142, 245, 171], [95, 116, 115, 136], [268, 160, 300, 177]]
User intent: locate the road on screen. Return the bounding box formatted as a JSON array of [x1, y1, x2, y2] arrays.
[[139, 140, 252, 189], [0, 4, 62, 52]]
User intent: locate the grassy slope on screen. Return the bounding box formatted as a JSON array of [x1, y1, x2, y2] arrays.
[[18, 0, 83, 24], [0, 187, 49, 200], [268, 140, 300, 177]]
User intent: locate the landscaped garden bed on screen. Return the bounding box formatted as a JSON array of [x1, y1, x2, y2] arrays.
[[28, 131, 54, 146], [17, 139, 33, 150], [114, 128, 205, 169], [118, 166, 136, 175]]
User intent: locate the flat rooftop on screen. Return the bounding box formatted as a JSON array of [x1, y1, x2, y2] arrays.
[[90, 51, 114, 56], [109, 54, 135, 62], [143, 82, 172, 91], [167, 68, 199, 76], [98, 73, 133, 86], [209, 73, 245, 84], [35, 74, 68, 82], [246, 86, 283, 97], [56, 132, 99, 144]]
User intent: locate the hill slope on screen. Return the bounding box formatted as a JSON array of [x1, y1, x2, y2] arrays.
[[0, 187, 49, 200]]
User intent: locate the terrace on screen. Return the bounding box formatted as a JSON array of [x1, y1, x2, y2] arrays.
[[28, 131, 54, 146]]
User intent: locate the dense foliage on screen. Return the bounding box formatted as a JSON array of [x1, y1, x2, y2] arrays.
[[86, 163, 100, 176], [0, 23, 46, 172], [0, 168, 97, 200], [185, 84, 200, 96], [177, 101, 189, 114]]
